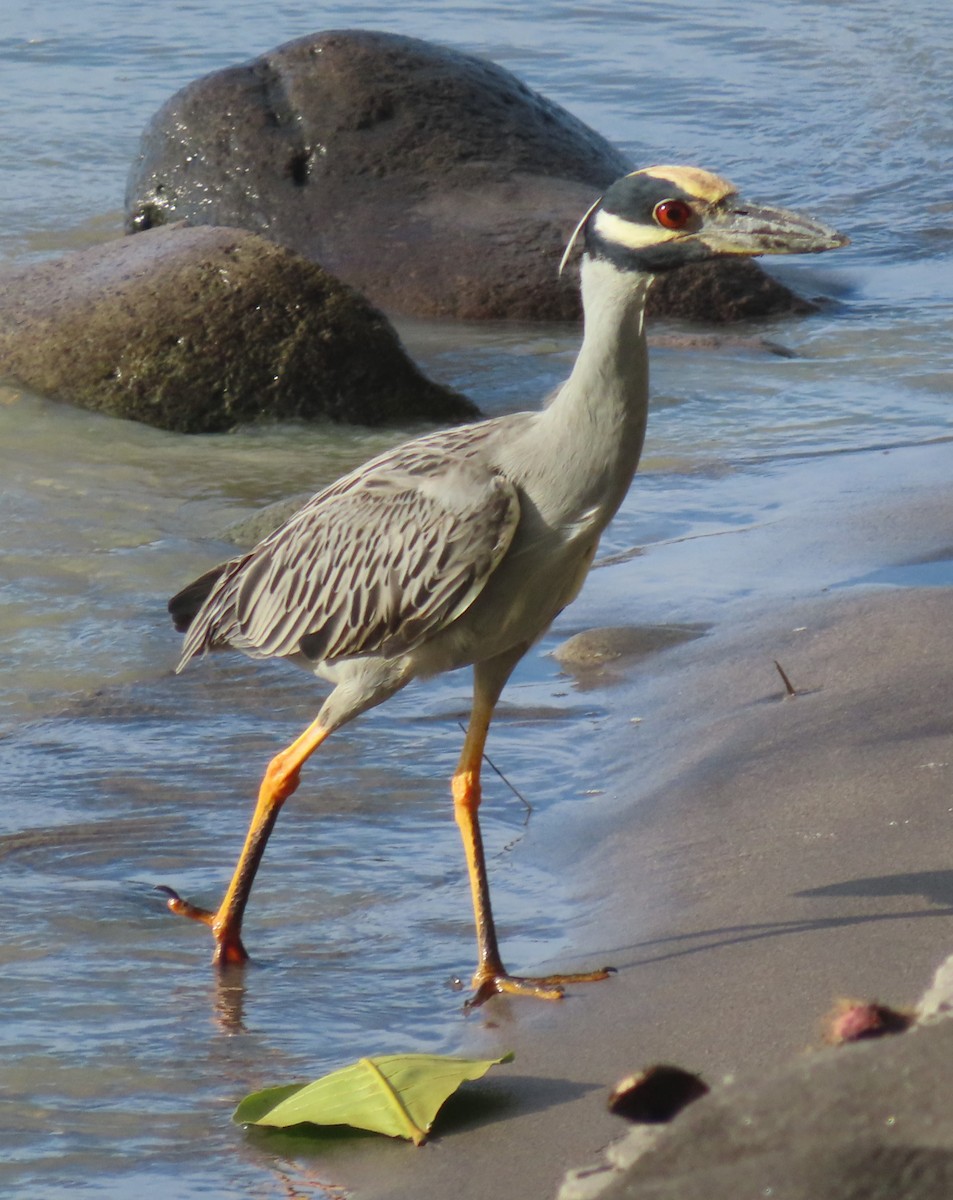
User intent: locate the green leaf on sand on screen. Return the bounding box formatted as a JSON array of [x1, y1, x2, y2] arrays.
[[233, 1052, 514, 1146]]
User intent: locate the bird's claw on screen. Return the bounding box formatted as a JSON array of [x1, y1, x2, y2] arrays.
[[156, 884, 215, 926], [465, 964, 615, 1009]]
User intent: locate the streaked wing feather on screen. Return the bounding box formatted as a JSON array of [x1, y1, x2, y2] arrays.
[[178, 435, 521, 668]]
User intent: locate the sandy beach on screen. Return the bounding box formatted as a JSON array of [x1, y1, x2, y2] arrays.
[[314, 437, 953, 1199]]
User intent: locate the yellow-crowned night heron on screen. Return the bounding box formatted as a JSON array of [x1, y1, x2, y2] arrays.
[[163, 166, 846, 1005]]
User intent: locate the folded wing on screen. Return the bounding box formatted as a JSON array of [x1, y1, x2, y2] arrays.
[[175, 447, 520, 671]]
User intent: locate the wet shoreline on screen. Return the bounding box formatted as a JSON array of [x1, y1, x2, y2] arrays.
[[333, 437, 953, 1198]]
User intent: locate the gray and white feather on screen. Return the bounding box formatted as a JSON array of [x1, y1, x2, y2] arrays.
[[177, 426, 521, 668]]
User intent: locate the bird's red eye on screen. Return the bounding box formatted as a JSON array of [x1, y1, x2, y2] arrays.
[[653, 199, 693, 230]]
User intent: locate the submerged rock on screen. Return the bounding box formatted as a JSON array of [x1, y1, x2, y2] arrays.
[[0, 225, 476, 433], [125, 29, 814, 323], [554, 624, 708, 670], [224, 493, 312, 547]]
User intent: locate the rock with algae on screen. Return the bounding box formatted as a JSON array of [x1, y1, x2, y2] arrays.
[[0, 224, 477, 433]]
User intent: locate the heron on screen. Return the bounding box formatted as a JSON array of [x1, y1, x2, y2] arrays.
[[162, 165, 846, 1006]]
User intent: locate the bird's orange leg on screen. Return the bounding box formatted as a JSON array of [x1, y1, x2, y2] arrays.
[[454, 679, 613, 1008], [161, 716, 331, 966]]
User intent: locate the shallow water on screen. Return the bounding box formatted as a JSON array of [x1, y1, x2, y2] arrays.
[[1, 1, 952, 1196]]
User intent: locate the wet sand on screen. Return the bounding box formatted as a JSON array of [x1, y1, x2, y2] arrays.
[[321, 439, 953, 1199]]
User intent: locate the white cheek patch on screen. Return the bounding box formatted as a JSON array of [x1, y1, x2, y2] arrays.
[[591, 209, 673, 249]]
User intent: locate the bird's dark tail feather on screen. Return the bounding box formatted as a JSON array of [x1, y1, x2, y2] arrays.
[[168, 564, 228, 633]]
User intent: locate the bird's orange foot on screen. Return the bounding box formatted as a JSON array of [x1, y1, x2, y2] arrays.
[[466, 964, 615, 1009], [156, 885, 250, 967]]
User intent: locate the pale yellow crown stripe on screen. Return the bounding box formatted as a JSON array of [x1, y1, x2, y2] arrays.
[[631, 165, 737, 204]]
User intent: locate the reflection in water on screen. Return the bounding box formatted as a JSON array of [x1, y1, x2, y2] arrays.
[[212, 965, 250, 1036]]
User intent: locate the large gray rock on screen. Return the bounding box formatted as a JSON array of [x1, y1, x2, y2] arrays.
[[0, 224, 476, 433], [561, 954, 953, 1200], [596, 1022, 953, 1199], [125, 30, 813, 324]]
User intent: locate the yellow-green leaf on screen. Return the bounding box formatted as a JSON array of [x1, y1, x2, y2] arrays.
[[234, 1052, 513, 1145]]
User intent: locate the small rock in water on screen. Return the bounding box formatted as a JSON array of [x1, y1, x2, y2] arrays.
[[554, 624, 708, 669]]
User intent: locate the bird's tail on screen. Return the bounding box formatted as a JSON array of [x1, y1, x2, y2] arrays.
[[168, 563, 228, 633]]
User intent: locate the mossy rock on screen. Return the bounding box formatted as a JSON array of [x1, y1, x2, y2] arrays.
[[0, 225, 477, 433]]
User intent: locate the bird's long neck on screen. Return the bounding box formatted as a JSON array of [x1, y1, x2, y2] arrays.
[[533, 256, 653, 528]]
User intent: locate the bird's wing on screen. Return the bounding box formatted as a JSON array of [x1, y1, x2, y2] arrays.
[[178, 441, 520, 668]]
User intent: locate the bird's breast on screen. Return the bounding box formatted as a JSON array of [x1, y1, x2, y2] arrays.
[[409, 521, 600, 678]]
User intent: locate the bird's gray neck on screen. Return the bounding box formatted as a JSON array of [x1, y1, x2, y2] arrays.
[[533, 256, 653, 527]]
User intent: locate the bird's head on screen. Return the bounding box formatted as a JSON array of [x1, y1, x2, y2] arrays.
[[561, 165, 848, 275]]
